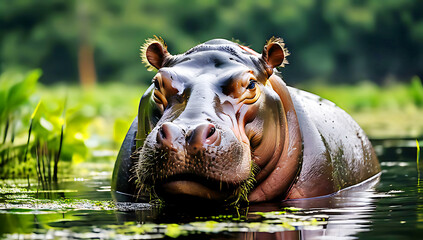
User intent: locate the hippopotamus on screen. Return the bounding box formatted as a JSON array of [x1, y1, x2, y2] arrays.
[[111, 37, 380, 205]]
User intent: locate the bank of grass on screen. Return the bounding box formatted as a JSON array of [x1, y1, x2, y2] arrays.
[[38, 82, 147, 149], [0, 70, 146, 179], [301, 76, 423, 139]]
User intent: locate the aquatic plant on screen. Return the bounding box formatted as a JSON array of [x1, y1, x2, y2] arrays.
[[418, 140, 421, 166], [29, 100, 66, 189], [0, 70, 41, 179], [417, 140, 421, 187], [0, 70, 89, 187]]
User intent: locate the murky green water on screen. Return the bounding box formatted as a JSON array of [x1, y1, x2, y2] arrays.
[[1, 139, 422, 239]]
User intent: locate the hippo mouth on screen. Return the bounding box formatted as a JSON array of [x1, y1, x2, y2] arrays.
[[154, 173, 241, 204]]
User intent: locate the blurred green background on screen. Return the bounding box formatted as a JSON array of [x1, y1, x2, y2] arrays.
[[1, 0, 423, 178], [2, 0, 423, 85]]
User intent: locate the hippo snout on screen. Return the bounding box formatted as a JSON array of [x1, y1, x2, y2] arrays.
[[157, 122, 220, 153], [133, 118, 252, 204]]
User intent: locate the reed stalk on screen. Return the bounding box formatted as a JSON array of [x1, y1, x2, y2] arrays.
[[417, 140, 421, 187]]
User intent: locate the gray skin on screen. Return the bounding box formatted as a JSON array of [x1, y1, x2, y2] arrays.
[[111, 38, 380, 204]]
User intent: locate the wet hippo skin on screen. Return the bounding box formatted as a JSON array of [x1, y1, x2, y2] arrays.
[[111, 37, 381, 204]]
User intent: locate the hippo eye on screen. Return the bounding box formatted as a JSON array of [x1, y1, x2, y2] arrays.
[[153, 79, 160, 89], [246, 80, 256, 90]]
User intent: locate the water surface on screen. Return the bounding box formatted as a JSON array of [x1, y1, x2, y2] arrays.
[[1, 139, 422, 239]]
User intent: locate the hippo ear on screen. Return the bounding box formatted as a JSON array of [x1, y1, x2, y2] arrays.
[[261, 37, 289, 71], [140, 36, 171, 71]]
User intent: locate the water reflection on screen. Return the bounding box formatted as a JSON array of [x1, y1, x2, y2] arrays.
[[278, 175, 381, 240]]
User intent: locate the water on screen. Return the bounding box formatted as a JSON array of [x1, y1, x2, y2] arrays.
[[0, 139, 422, 239]]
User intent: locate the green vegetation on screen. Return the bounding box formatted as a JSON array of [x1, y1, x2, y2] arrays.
[[302, 76, 423, 112], [0, 69, 145, 180], [0, 69, 64, 180], [418, 140, 421, 167], [0, 207, 327, 238], [302, 76, 423, 138]]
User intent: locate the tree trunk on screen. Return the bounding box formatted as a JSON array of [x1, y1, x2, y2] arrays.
[[78, 43, 97, 88]]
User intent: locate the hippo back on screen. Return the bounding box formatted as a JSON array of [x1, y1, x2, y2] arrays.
[[286, 87, 380, 199]]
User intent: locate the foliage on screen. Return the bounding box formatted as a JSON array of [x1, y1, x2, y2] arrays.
[[301, 76, 423, 138], [0, 0, 422, 85], [37, 82, 146, 148], [0, 70, 93, 181], [302, 76, 423, 113], [0, 70, 42, 178]]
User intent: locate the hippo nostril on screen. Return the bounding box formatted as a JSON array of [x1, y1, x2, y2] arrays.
[[204, 124, 218, 145], [207, 126, 216, 139], [186, 123, 219, 152], [157, 122, 184, 151]]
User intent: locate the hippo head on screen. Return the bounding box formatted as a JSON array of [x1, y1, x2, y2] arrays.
[[132, 37, 302, 204]]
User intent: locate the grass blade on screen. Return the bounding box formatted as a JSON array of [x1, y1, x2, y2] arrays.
[[3, 117, 9, 144], [417, 140, 421, 187], [24, 100, 41, 163]]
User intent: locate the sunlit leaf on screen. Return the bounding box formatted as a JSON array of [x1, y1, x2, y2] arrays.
[[39, 117, 54, 131]]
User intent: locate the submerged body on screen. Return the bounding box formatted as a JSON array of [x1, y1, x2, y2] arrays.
[[111, 37, 380, 204]]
